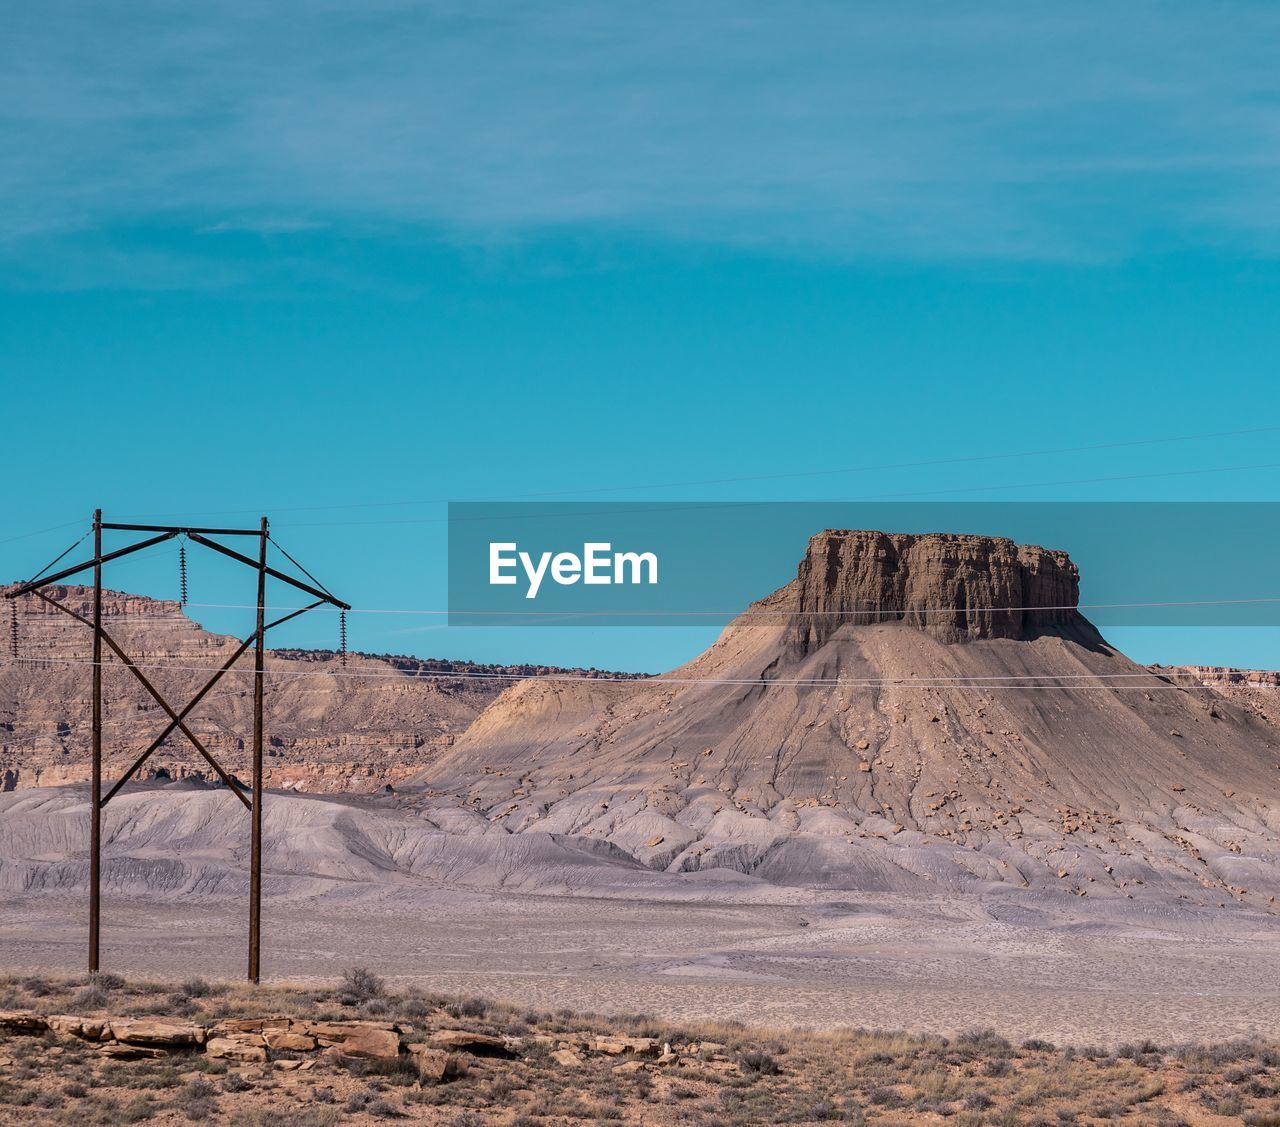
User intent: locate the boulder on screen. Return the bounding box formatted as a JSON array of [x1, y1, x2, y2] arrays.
[[548, 1031, 593, 1050], [47, 1014, 106, 1040], [592, 1036, 658, 1056], [99, 1042, 169, 1059], [334, 1028, 401, 1060], [206, 1036, 269, 1063], [213, 1017, 289, 1034], [613, 1059, 648, 1073], [109, 1019, 205, 1047], [301, 1020, 398, 1036], [263, 1030, 317, 1052], [550, 1047, 585, 1067], [0, 1010, 46, 1033], [408, 1045, 469, 1083], [428, 1029, 511, 1057], [302, 1021, 401, 1059]]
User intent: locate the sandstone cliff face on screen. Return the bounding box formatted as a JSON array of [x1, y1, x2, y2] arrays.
[[1177, 667, 1280, 691], [0, 585, 635, 794], [1161, 665, 1280, 728], [789, 530, 1080, 651]]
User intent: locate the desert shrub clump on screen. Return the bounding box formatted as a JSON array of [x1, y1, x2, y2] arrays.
[[181, 977, 214, 998], [73, 984, 109, 1009], [173, 1077, 219, 1120], [445, 996, 489, 1020], [739, 1050, 780, 1075], [337, 965, 384, 1005]]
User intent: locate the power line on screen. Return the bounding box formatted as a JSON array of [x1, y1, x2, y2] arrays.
[[0, 654, 1238, 689], [0, 519, 88, 549], [6, 427, 1276, 547], [268, 460, 1280, 529], [13, 594, 1277, 618], [90, 424, 1280, 521]]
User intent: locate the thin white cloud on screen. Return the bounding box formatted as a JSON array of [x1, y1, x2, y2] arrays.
[[4, 0, 1280, 277], [199, 217, 328, 235]]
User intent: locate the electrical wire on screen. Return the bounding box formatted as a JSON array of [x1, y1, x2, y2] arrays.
[[5, 427, 1279, 683], [79, 423, 1280, 521], [0, 653, 1238, 689], [21, 527, 94, 585], [268, 535, 336, 601], [266, 460, 1280, 529], [12, 594, 1274, 618], [6, 427, 1273, 543], [0, 519, 86, 549]]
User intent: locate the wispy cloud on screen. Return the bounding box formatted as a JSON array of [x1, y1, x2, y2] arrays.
[[199, 217, 328, 235], [5, 1, 1280, 281]]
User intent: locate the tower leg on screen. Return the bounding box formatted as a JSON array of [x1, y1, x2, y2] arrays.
[[89, 508, 102, 973], [248, 517, 267, 983]]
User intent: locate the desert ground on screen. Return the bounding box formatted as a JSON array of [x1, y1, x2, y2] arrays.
[[4, 968, 1280, 1126], [7, 536, 1280, 1124], [3, 879, 1279, 1048]]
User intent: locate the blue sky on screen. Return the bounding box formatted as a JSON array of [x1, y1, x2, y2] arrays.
[[3, 3, 1280, 672]]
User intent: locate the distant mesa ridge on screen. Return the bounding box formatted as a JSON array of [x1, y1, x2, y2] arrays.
[[0, 582, 639, 795], [398, 525, 1280, 898], [5, 530, 1280, 905], [787, 530, 1080, 649]]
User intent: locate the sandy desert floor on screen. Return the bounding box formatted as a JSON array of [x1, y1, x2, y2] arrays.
[[3, 888, 1278, 1048]]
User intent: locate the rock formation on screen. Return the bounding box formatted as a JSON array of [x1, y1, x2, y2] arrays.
[[1159, 664, 1280, 727], [1174, 666, 1280, 691], [407, 530, 1280, 905], [790, 530, 1080, 649], [0, 584, 639, 794], [4, 532, 1280, 910]]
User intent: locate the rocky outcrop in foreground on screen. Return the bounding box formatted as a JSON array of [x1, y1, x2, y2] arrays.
[[3, 978, 1277, 1125], [0, 1007, 710, 1081]]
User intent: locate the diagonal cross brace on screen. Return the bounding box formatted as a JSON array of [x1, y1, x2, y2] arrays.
[[97, 599, 325, 806], [29, 589, 252, 809], [6, 532, 177, 598], [101, 634, 257, 807]]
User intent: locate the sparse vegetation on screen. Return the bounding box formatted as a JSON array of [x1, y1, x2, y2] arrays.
[[1, 971, 1279, 1124], [338, 965, 385, 1005], [738, 1049, 780, 1075]]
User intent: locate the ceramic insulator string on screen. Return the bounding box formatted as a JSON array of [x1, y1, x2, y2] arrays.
[[178, 541, 189, 607]]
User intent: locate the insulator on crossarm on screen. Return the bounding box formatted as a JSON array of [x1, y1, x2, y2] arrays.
[[178, 541, 189, 608], [339, 609, 348, 668], [8, 598, 18, 662]]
